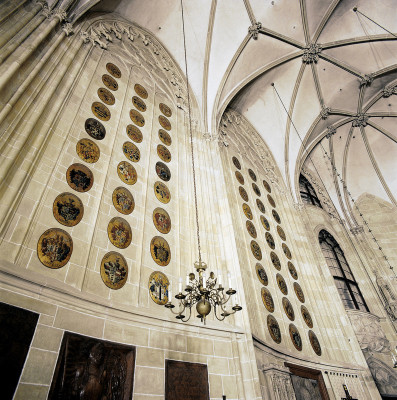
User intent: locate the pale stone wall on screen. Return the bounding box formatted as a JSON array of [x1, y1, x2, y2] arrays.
[[219, 110, 381, 399], [0, 2, 390, 400], [0, 9, 260, 400]]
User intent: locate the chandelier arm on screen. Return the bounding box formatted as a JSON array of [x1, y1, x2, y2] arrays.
[[213, 305, 227, 321], [181, 302, 192, 322]]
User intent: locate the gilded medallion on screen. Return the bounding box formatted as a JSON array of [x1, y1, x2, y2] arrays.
[[153, 207, 171, 234], [107, 217, 132, 249], [85, 118, 106, 140], [242, 203, 252, 220], [301, 306, 313, 328], [155, 161, 171, 181], [282, 243, 292, 260], [276, 273, 288, 295], [289, 324, 302, 351], [126, 124, 143, 143], [150, 236, 171, 266], [53, 192, 84, 227], [309, 330, 322, 356], [267, 194, 276, 208], [232, 156, 241, 170], [117, 161, 137, 185], [250, 240, 262, 260], [157, 144, 171, 163], [37, 228, 73, 269], [159, 103, 172, 117], [92, 102, 110, 121], [272, 209, 281, 224], [130, 109, 145, 127], [282, 297, 295, 321], [112, 187, 135, 215], [97, 87, 115, 105], [134, 83, 148, 99], [252, 183, 261, 197], [265, 232, 275, 250], [66, 163, 93, 193], [106, 63, 121, 79], [159, 129, 172, 146], [267, 315, 281, 344], [235, 171, 244, 185], [294, 282, 305, 303], [154, 181, 171, 204], [261, 287, 274, 312], [76, 138, 100, 163], [288, 262, 298, 280], [270, 251, 281, 270], [123, 141, 140, 163], [149, 271, 170, 305], [256, 263, 268, 286], [263, 179, 271, 193], [246, 220, 257, 238], [158, 115, 171, 131], [248, 168, 257, 182], [132, 96, 146, 112], [239, 186, 248, 202], [256, 199, 266, 213], [260, 215, 270, 231], [100, 251, 128, 290], [277, 225, 286, 241], [102, 74, 118, 91]]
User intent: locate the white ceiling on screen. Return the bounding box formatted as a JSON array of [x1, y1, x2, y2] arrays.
[[75, 0, 397, 224]]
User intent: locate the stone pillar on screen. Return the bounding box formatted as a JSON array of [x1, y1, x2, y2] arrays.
[[261, 366, 296, 400], [0, 30, 93, 235], [0, 23, 73, 125], [0, 7, 67, 92], [0, 1, 49, 62]]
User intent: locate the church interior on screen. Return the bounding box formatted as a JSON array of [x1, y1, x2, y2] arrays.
[[0, 0, 397, 399]]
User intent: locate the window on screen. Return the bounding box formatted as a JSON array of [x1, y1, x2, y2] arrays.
[[299, 174, 322, 208], [319, 230, 368, 312]]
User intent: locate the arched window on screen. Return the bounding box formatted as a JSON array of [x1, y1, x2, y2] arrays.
[[319, 230, 368, 312], [299, 174, 322, 208]]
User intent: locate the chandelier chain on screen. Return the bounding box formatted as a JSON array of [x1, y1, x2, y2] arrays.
[[180, 0, 201, 264]]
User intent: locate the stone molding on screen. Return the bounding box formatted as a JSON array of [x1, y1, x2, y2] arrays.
[[320, 105, 331, 120], [248, 22, 262, 40], [325, 125, 336, 139], [346, 309, 390, 353], [219, 109, 285, 193], [382, 84, 397, 98], [374, 271, 397, 321], [350, 226, 364, 235], [301, 168, 339, 220], [359, 73, 374, 87], [78, 18, 190, 107], [352, 113, 369, 127], [270, 371, 296, 400], [302, 43, 322, 64]]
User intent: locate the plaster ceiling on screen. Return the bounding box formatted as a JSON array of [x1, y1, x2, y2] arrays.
[[75, 0, 397, 224]]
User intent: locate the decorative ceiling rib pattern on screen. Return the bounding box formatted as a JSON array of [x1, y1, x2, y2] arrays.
[[76, 0, 397, 223]]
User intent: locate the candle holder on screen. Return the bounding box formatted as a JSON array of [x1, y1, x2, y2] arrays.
[[165, 261, 242, 324]]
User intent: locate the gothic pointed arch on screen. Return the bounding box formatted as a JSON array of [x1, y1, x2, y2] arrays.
[[318, 229, 368, 312]]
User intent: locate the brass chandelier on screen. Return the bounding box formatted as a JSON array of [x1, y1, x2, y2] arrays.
[[165, 0, 242, 324]]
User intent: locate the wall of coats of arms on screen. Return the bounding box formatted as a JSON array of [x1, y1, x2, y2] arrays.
[[30, 54, 178, 308], [32, 55, 320, 354], [221, 144, 323, 359]]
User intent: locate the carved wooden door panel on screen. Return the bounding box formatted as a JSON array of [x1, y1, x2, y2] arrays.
[[165, 359, 210, 400], [48, 332, 136, 400]]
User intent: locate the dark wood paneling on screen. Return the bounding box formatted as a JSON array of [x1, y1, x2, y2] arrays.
[[0, 302, 39, 400], [165, 359, 210, 400], [49, 331, 135, 400]]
